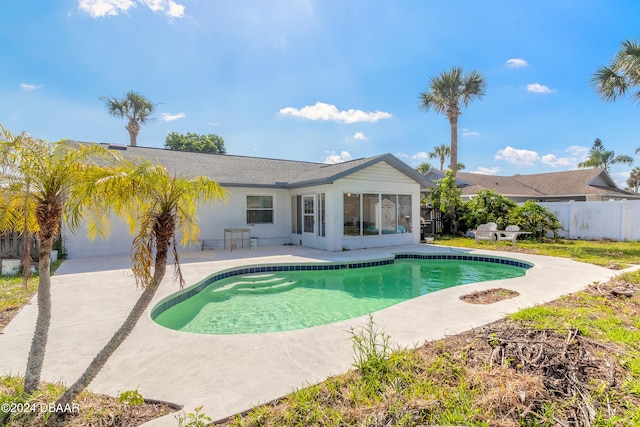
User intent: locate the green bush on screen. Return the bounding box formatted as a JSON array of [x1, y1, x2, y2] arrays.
[[507, 200, 562, 239], [118, 389, 144, 406], [176, 405, 212, 427], [460, 190, 516, 230], [349, 315, 393, 388]]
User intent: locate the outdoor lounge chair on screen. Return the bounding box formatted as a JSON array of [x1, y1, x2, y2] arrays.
[[497, 225, 531, 246], [473, 222, 498, 243]]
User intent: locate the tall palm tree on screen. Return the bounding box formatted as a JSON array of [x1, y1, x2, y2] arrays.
[[419, 66, 486, 176], [628, 167, 640, 192], [592, 39, 640, 105], [102, 91, 156, 147], [53, 160, 228, 411], [0, 127, 123, 394], [577, 138, 633, 173], [428, 144, 450, 170]]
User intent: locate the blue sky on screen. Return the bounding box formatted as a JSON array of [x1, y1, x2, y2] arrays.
[[2, 1, 640, 186]]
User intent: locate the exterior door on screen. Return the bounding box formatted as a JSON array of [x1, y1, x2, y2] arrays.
[[302, 195, 316, 247]]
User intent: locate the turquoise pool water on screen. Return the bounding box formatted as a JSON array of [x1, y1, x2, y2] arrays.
[[152, 255, 529, 335]]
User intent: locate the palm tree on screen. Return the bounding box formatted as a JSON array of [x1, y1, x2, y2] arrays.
[[415, 162, 433, 174], [577, 138, 633, 172], [419, 66, 486, 176], [429, 144, 450, 170], [628, 167, 640, 192], [102, 91, 156, 147], [0, 128, 39, 290], [53, 160, 228, 411], [0, 127, 123, 394], [592, 39, 640, 105]]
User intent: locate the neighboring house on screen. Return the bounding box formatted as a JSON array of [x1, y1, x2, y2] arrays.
[[423, 168, 640, 202], [63, 145, 434, 258]]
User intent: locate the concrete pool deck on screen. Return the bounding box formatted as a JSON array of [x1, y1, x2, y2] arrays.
[[0, 244, 626, 425]]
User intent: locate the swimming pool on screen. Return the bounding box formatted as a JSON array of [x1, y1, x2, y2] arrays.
[[152, 253, 532, 335]]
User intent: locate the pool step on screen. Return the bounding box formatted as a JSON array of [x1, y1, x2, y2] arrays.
[[212, 274, 294, 293], [236, 280, 297, 294]]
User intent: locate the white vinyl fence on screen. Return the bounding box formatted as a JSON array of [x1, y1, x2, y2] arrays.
[[540, 200, 640, 241]]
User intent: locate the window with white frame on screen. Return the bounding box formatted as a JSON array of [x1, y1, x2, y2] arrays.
[[246, 195, 273, 224], [343, 192, 412, 236]]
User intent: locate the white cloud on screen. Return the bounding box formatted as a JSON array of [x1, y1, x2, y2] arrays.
[[470, 167, 501, 175], [495, 146, 540, 166], [79, 0, 184, 18], [394, 152, 409, 159], [462, 128, 479, 137], [612, 171, 630, 188], [78, 0, 136, 17], [540, 145, 590, 168], [412, 151, 428, 160], [526, 83, 556, 93], [161, 112, 186, 121], [541, 154, 573, 167], [353, 132, 367, 141], [506, 58, 528, 68], [279, 102, 392, 124], [140, 0, 163, 11], [165, 0, 185, 18], [566, 145, 589, 160], [20, 83, 44, 91], [323, 150, 352, 164]]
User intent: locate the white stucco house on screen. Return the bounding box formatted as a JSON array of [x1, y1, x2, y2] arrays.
[[63, 144, 434, 258]]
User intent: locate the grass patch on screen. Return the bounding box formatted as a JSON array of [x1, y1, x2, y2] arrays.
[[0, 259, 63, 331], [0, 275, 38, 331], [434, 236, 640, 268]]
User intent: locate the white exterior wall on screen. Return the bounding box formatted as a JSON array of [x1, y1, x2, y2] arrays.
[[540, 200, 640, 241], [198, 187, 292, 248], [64, 187, 292, 258], [61, 216, 136, 259]]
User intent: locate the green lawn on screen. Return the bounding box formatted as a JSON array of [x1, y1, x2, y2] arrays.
[[0, 275, 38, 331], [433, 235, 640, 269], [0, 260, 62, 331]]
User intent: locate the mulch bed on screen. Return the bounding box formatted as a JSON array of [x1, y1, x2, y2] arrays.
[[460, 288, 520, 304]]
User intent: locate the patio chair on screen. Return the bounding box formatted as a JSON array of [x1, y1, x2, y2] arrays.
[[473, 222, 498, 243], [497, 225, 531, 246]]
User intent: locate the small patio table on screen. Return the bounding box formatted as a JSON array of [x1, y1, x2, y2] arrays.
[[223, 228, 251, 252]]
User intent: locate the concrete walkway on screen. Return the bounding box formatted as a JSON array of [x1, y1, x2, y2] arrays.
[[0, 244, 623, 425]]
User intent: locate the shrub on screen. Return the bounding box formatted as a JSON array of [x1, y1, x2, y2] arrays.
[[507, 201, 562, 239], [118, 389, 144, 406], [460, 190, 516, 230]]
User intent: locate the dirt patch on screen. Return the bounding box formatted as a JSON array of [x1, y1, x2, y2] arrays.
[[429, 322, 631, 426], [460, 288, 519, 304], [603, 261, 626, 270], [0, 307, 18, 332], [1, 388, 181, 427]]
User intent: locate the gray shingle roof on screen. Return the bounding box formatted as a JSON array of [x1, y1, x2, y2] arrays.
[[456, 168, 634, 198], [90, 144, 432, 189]]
